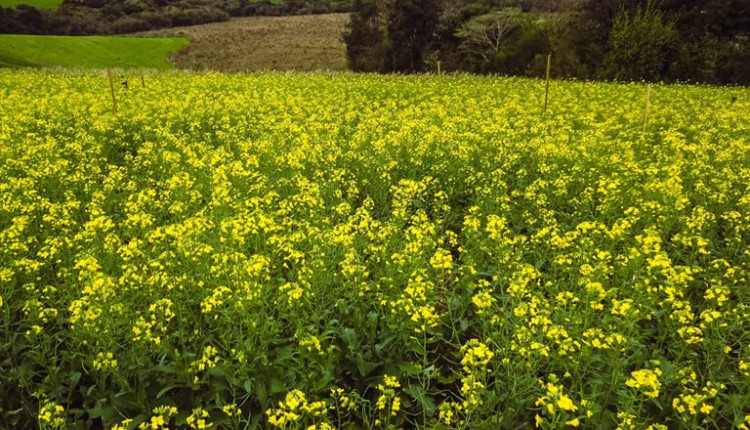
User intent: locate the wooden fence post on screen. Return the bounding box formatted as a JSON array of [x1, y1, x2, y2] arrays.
[[642, 84, 651, 138], [141, 73, 145, 88], [437, 60, 442, 76], [543, 53, 551, 114], [106, 67, 118, 114]]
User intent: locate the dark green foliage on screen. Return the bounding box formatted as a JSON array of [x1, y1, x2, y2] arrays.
[[232, 0, 353, 17], [454, 8, 550, 75], [343, 0, 750, 83], [385, 0, 440, 71], [602, 1, 677, 81], [0, 0, 232, 34], [0, 0, 354, 35], [563, 0, 750, 84], [343, 0, 390, 71], [659, 0, 750, 84], [0, 5, 46, 33], [344, 0, 440, 72]]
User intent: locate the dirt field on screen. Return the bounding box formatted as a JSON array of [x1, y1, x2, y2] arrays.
[[141, 14, 349, 72]]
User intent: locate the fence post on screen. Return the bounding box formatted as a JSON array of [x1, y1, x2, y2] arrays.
[[141, 73, 145, 88], [543, 53, 551, 114], [106, 67, 118, 114], [437, 60, 442, 76], [642, 84, 651, 138]]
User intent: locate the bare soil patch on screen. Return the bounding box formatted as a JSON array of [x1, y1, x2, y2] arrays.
[[140, 14, 349, 72]]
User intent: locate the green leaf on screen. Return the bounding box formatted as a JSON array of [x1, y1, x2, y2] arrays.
[[156, 385, 176, 399], [255, 381, 268, 408], [341, 328, 358, 347], [355, 355, 379, 377], [398, 362, 422, 376], [270, 378, 286, 394], [403, 384, 436, 414], [69, 371, 82, 386]]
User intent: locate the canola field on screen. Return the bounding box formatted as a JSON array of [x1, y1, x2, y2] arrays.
[[1, 69, 749, 430]]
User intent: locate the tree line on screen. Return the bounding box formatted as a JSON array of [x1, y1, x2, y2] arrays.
[[0, 0, 351, 35], [344, 0, 750, 84]]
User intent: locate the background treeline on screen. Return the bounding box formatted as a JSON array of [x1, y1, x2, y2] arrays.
[[344, 0, 750, 84], [0, 0, 352, 35]]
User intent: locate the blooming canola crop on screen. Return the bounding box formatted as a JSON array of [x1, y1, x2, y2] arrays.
[[1, 69, 749, 429]]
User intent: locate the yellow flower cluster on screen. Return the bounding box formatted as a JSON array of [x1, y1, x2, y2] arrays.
[[626, 367, 662, 398], [266, 390, 330, 428], [190, 345, 220, 382], [137, 406, 178, 430], [92, 351, 118, 370], [535, 377, 590, 429], [186, 408, 212, 429], [376, 374, 402, 417], [132, 299, 175, 345], [671, 370, 724, 422], [298, 334, 323, 354], [38, 401, 65, 429], [439, 340, 495, 427]]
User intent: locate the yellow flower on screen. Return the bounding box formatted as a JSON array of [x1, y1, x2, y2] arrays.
[[557, 395, 578, 412], [626, 368, 662, 398]]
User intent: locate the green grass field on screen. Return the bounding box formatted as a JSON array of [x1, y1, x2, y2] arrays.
[[0, 35, 189, 69], [0, 0, 61, 8], [0, 0, 62, 8]]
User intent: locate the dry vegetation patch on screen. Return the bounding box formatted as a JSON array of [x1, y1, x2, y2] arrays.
[[141, 14, 349, 72]]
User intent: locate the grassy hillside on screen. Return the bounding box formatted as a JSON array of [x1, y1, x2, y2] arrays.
[[0, 0, 62, 9], [0, 35, 188, 69], [140, 14, 348, 72]]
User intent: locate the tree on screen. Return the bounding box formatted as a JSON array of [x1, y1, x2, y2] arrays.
[[602, 1, 677, 81], [344, 0, 390, 72], [386, 0, 440, 72], [455, 8, 520, 62]]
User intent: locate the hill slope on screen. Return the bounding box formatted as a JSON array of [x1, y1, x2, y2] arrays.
[[0, 0, 62, 9], [0, 35, 189, 69], [140, 14, 349, 72]]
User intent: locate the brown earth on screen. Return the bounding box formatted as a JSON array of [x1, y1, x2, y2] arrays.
[[139, 13, 350, 72]]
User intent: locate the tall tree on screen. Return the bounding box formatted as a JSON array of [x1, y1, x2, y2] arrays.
[[386, 0, 441, 72], [344, 0, 390, 72], [455, 8, 521, 62]]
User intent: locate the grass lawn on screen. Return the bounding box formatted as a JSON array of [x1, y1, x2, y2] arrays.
[[0, 0, 62, 8], [0, 35, 189, 69]]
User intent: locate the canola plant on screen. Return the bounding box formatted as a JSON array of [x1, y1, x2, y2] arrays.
[[1, 70, 749, 429]]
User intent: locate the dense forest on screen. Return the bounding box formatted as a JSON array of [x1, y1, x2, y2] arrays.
[[345, 0, 750, 84]]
